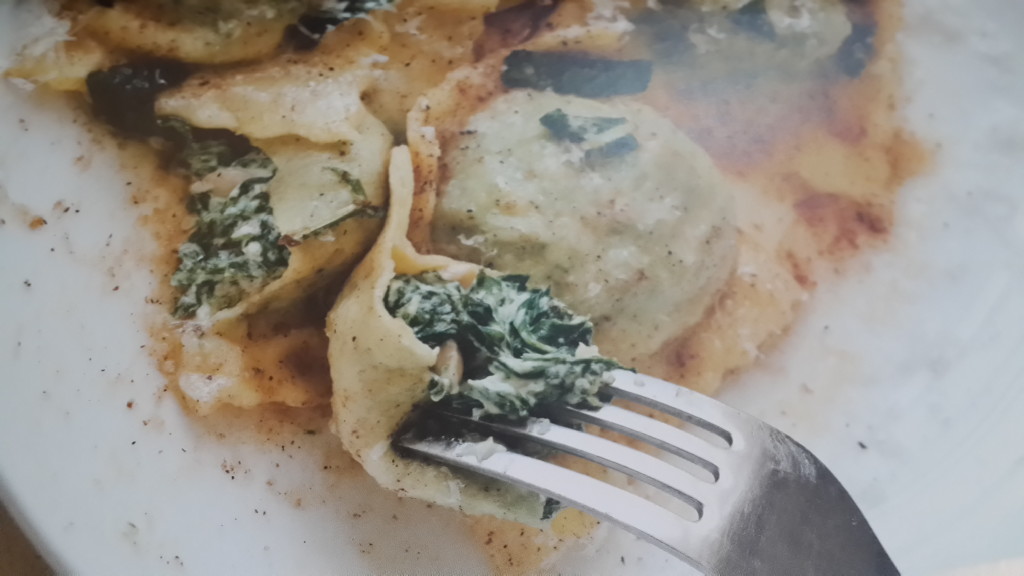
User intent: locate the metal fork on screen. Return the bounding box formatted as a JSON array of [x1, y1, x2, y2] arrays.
[[397, 370, 900, 575]]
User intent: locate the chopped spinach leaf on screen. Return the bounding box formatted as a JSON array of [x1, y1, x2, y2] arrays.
[[384, 273, 465, 347], [86, 61, 192, 136], [171, 152, 291, 319], [156, 116, 256, 179], [502, 50, 653, 98], [540, 109, 639, 164], [541, 497, 563, 520], [583, 135, 638, 163], [385, 272, 622, 421]]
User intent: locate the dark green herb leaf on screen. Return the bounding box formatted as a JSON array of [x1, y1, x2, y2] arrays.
[[385, 273, 465, 347], [584, 134, 639, 163], [539, 109, 628, 144], [385, 272, 623, 421], [539, 109, 639, 164], [510, 288, 594, 354], [541, 498, 563, 520], [86, 61, 192, 136], [502, 50, 653, 98]]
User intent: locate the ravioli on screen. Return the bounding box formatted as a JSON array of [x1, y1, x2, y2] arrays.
[[161, 71, 393, 411], [326, 146, 563, 525], [7, 0, 500, 135], [71, 1, 304, 65], [5, 0, 314, 90], [156, 70, 395, 323], [430, 89, 739, 364], [407, 49, 805, 398]]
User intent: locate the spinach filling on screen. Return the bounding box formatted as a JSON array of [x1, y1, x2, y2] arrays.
[[385, 273, 622, 422], [539, 108, 639, 164], [85, 64, 293, 319], [171, 150, 291, 319], [156, 116, 255, 179]]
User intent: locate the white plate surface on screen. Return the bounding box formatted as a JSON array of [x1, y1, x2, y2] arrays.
[[1, 0, 1023, 574]]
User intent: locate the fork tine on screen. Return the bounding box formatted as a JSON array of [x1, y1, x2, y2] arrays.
[[606, 370, 737, 446], [432, 410, 714, 515], [552, 404, 726, 481], [398, 435, 708, 572]]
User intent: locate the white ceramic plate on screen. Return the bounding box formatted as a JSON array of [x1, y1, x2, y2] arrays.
[[2, 1, 1023, 574]]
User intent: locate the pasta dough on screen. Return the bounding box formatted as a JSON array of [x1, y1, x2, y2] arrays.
[[159, 73, 394, 326], [159, 57, 394, 411], [326, 146, 558, 525], [430, 89, 739, 365]]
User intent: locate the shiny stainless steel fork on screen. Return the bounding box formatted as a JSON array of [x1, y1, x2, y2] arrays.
[[397, 370, 900, 575]]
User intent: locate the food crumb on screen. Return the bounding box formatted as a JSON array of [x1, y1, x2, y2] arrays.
[[28, 216, 47, 230], [126, 400, 134, 409]]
